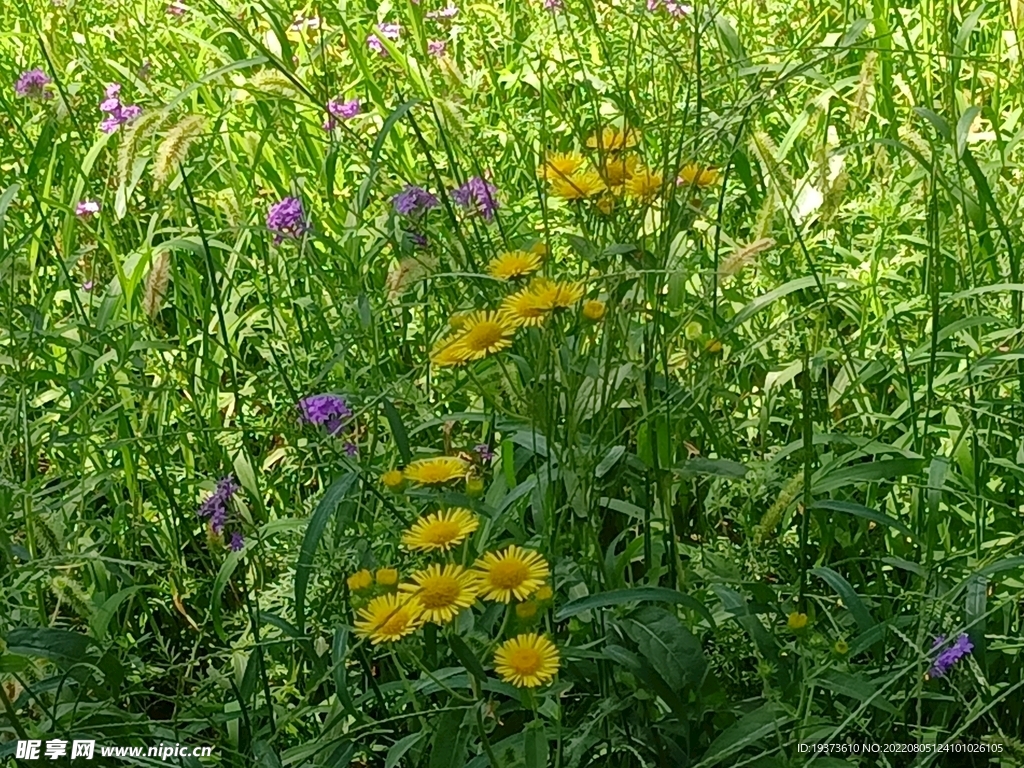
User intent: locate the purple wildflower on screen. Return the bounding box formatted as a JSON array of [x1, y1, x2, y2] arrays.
[[393, 185, 439, 216], [76, 199, 100, 217], [198, 476, 240, 535], [267, 196, 308, 242], [82, 280, 95, 292], [475, 443, 494, 461], [298, 393, 352, 436], [544, 0, 564, 11], [427, 39, 446, 57], [344, 442, 358, 456], [427, 5, 459, 19], [451, 176, 500, 221], [15, 69, 53, 99], [368, 23, 400, 55], [228, 531, 245, 551], [406, 230, 429, 248], [98, 83, 141, 133], [323, 98, 360, 130], [929, 633, 973, 678]]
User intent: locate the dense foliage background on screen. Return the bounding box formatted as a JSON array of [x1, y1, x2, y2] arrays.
[[3, 0, 1024, 765]]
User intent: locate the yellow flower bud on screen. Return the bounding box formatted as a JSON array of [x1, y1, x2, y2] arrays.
[[582, 300, 606, 321], [375, 568, 399, 587], [787, 611, 808, 631], [346, 569, 373, 592], [515, 601, 538, 619], [381, 469, 404, 489]]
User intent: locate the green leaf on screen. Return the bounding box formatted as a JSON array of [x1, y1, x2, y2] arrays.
[[811, 567, 875, 632], [357, 99, 421, 214], [5, 628, 96, 666], [956, 106, 981, 158], [556, 587, 715, 628], [965, 575, 987, 665], [428, 709, 468, 768], [809, 500, 914, 540], [212, 549, 244, 642], [813, 458, 924, 495], [449, 634, 487, 684], [331, 626, 362, 722], [712, 586, 776, 659], [697, 703, 790, 767], [675, 457, 748, 479], [90, 586, 149, 641], [382, 398, 412, 464], [523, 721, 548, 768], [295, 473, 359, 632], [595, 445, 626, 478], [386, 731, 427, 768], [815, 670, 898, 714], [623, 607, 705, 690]]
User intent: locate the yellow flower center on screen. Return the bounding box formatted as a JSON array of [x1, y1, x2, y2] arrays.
[[489, 559, 530, 589], [422, 519, 461, 545], [417, 575, 461, 609], [463, 322, 504, 350], [507, 646, 542, 675], [380, 610, 412, 636]]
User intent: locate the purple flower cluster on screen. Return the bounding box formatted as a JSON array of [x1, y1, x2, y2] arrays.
[[428, 40, 446, 57], [543, 0, 564, 11], [426, 5, 459, 19], [323, 97, 360, 130], [452, 176, 499, 221], [76, 199, 100, 217], [99, 84, 141, 133], [267, 196, 308, 242], [15, 68, 53, 99], [475, 443, 494, 461], [393, 185, 439, 216], [298, 393, 353, 436], [646, 0, 692, 16], [368, 23, 401, 56], [930, 634, 973, 678], [198, 476, 243, 549]]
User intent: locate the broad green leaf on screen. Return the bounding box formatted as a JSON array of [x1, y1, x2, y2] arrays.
[[595, 445, 626, 478], [91, 586, 149, 641], [386, 731, 427, 768], [382, 398, 412, 464], [697, 703, 790, 767], [810, 500, 914, 540], [556, 587, 715, 628], [712, 586, 776, 659], [295, 473, 359, 632], [523, 721, 548, 768], [428, 709, 469, 768], [449, 634, 487, 684], [815, 670, 898, 714], [5, 627, 96, 666], [623, 607, 705, 691], [811, 567, 875, 632]]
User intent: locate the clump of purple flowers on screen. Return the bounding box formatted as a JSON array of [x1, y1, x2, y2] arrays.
[[298, 394, 353, 436], [475, 443, 495, 461], [267, 196, 308, 243], [647, 0, 692, 17], [452, 176, 500, 221], [393, 185, 439, 217], [198, 475, 244, 549], [929, 633, 973, 678], [427, 40, 446, 57], [15, 68, 53, 99], [543, 0, 564, 12], [99, 83, 142, 133], [367, 23, 401, 56], [323, 98, 360, 130], [76, 199, 100, 217]]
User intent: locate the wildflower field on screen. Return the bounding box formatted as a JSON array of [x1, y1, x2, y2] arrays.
[[5, 0, 1024, 764]]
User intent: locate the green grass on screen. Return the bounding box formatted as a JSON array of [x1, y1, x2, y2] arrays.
[[3, 0, 1024, 765]]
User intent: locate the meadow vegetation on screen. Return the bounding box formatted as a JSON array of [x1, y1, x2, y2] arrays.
[[3, 0, 1024, 765]]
